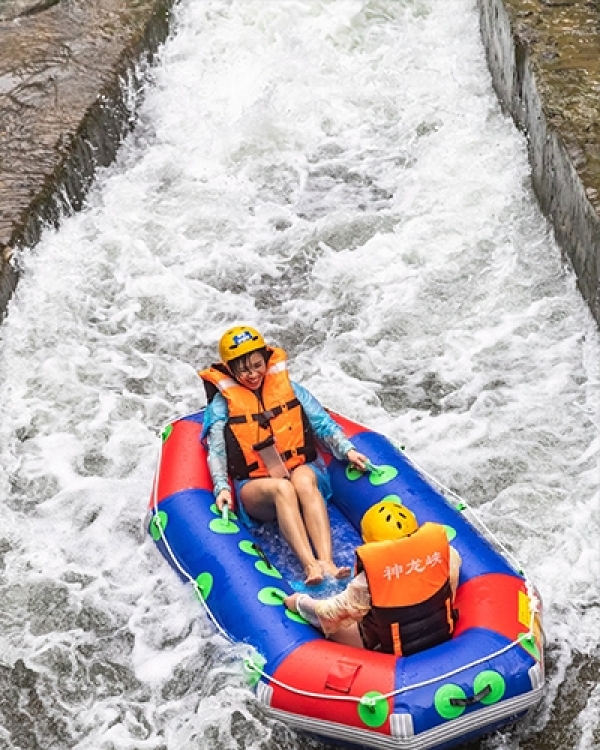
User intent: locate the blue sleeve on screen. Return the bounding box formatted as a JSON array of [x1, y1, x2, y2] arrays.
[[201, 393, 229, 438], [292, 382, 355, 460], [202, 394, 230, 497]]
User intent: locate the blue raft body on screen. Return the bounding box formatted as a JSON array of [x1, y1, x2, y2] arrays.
[[148, 409, 545, 750]]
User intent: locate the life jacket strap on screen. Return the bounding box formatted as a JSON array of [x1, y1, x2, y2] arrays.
[[391, 623, 403, 656], [228, 398, 300, 427], [280, 446, 312, 462], [445, 599, 457, 634]]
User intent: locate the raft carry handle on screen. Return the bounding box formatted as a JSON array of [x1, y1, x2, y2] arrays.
[[449, 684, 492, 707]]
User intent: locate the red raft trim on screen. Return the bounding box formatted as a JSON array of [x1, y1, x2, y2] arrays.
[[327, 411, 369, 441], [152, 419, 214, 505], [269, 639, 397, 734], [453, 573, 542, 659]]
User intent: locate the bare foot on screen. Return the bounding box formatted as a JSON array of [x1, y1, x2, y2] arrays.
[[319, 560, 352, 580], [304, 561, 324, 586]]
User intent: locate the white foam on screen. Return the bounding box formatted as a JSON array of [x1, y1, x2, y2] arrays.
[[0, 0, 598, 748]]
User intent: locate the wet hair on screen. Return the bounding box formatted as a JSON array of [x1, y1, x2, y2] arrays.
[[229, 348, 268, 379]]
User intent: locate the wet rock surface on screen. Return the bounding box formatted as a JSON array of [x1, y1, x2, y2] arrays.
[[0, 0, 599, 324], [509, 0, 600, 208], [0, 0, 174, 316], [479, 0, 600, 324]]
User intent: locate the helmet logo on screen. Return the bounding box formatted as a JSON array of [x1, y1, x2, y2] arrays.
[[232, 330, 257, 349]]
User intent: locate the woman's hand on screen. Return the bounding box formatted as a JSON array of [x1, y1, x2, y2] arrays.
[[216, 488, 232, 511], [284, 592, 301, 612], [346, 449, 369, 472]]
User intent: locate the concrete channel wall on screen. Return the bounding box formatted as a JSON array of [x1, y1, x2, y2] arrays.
[[0, 0, 599, 326]]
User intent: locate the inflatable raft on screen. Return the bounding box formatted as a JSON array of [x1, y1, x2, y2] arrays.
[[148, 409, 545, 750]]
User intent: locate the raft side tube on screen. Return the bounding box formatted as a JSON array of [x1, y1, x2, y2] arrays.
[[393, 625, 541, 736], [326, 430, 518, 582], [262, 630, 541, 748], [268, 639, 397, 733], [149, 487, 320, 669]]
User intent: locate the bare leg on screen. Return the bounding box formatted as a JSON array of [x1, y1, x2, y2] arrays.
[[240, 477, 324, 585], [290, 465, 351, 580], [449, 547, 461, 599]]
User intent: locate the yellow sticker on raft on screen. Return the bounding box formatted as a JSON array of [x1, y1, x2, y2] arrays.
[[518, 590, 531, 628]]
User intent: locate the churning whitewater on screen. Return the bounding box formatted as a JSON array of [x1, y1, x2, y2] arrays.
[[0, 1, 598, 749]]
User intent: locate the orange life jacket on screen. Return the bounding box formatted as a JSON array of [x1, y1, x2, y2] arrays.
[[356, 522, 457, 656], [198, 347, 317, 480]]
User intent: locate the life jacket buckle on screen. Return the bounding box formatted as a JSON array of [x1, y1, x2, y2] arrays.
[[256, 409, 275, 429]]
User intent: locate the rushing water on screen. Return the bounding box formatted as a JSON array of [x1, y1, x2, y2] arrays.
[[0, 0, 598, 748]]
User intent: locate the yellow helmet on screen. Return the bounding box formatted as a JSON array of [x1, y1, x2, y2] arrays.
[[218, 326, 265, 363], [360, 501, 418, 543]]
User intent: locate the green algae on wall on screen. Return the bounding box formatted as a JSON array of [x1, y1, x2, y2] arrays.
[[478, 0, 600, 325]]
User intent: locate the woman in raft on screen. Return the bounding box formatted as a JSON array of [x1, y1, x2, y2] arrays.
[[199, 325, 369, 585]]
